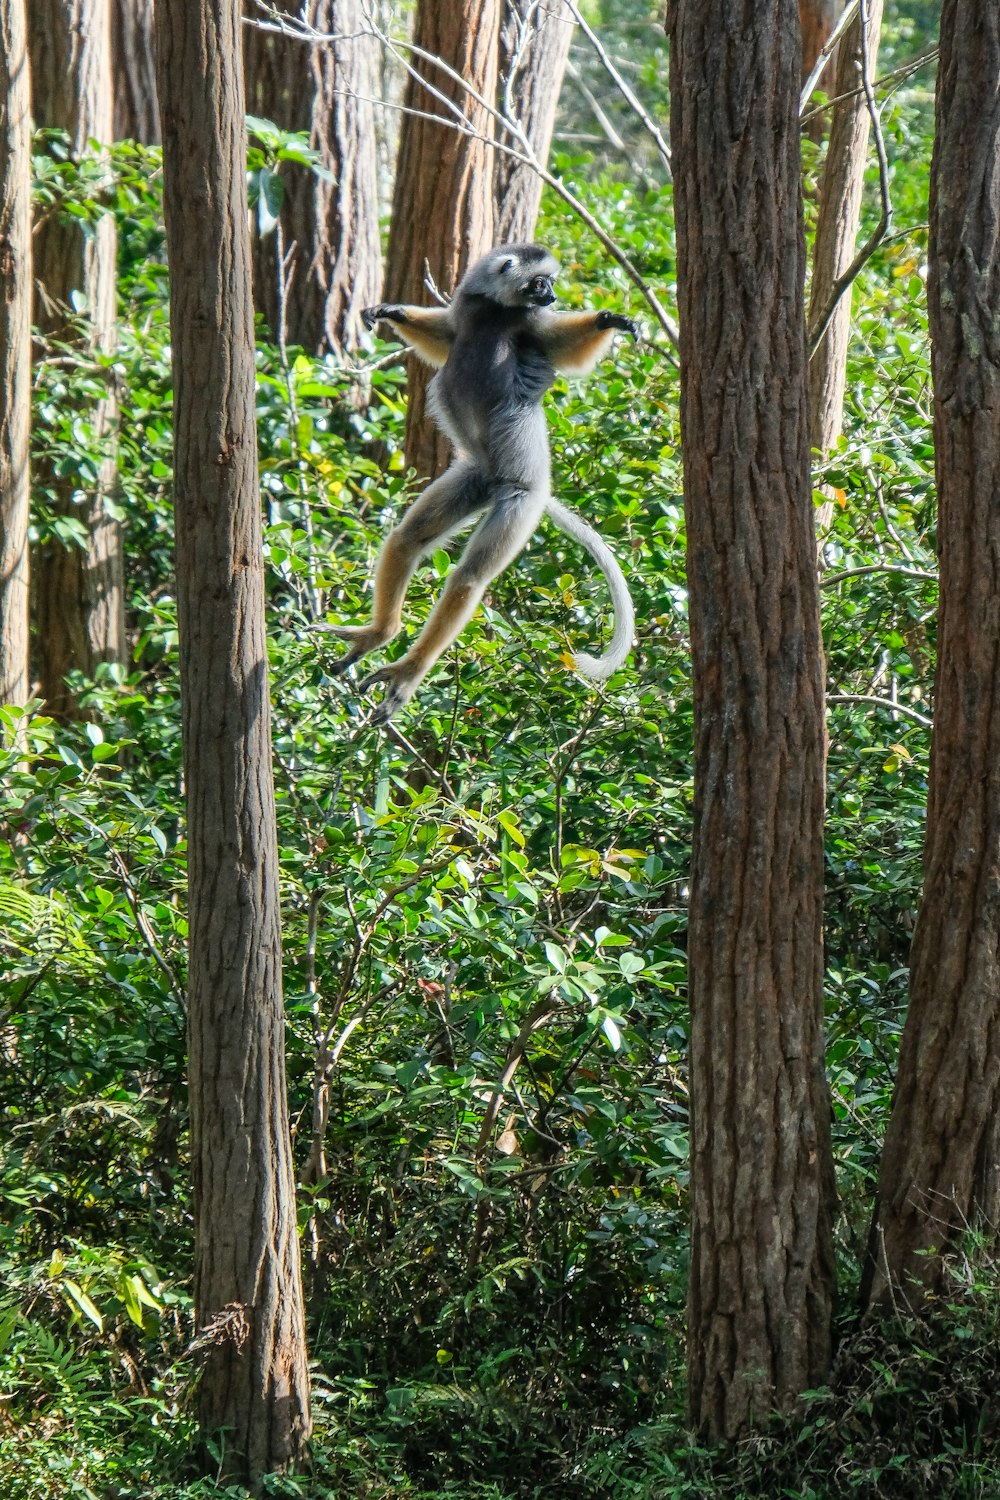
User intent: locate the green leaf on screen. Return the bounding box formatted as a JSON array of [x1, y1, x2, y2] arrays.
[[257, 166, 284, 235], [63, 1278, 104, 1332]]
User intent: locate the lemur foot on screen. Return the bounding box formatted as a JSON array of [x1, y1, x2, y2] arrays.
[[328, 624, 391, 676], [357, 662, 418, 725]]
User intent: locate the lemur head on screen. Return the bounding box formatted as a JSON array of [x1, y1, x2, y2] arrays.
[[457, 244, 560, 309]]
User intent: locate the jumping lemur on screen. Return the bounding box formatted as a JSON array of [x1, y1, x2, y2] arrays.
[[332, 243, 638, 723]]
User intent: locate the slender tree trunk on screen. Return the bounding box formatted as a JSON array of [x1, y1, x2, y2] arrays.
[[495, 0, 574, 244], [862, 2, 1000, 1316], [669, 0, 837, 1440], [111, 0, 159, 143], [799, 0, 838, 86], [28, 0, 124, 719], [0, 0, 30, 708], [244, 0, 382, 355], [383, 0, 500, 479], [156, 0, 311, 1482], [808, 0, 884, 460]]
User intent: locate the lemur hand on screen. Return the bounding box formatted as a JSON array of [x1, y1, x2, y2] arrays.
[[362, 304, 407, 331], [595, 311, 640, 339]]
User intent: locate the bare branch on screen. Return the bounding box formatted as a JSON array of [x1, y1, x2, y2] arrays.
[[820, 562, 937, 588], [808, 0, 893, 360], [826, 692, 931, 727], [799, 1, 860, 117], [253, 0, 678, 346], [562, 0, 671, 177]]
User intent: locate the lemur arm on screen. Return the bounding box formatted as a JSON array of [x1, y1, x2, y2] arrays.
[[362, 303, 455, 369], [536, 309, 639, 376]]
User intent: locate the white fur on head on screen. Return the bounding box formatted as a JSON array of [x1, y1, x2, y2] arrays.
[[457, 244, 560, 306]]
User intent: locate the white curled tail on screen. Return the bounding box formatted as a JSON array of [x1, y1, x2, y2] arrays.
[[545, 497, 635, 680]]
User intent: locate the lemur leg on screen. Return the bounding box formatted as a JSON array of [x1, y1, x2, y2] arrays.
[[362, 484, 547, 723], [331, 460, 487, 674]]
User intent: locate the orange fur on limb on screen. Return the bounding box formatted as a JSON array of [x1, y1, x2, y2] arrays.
[[333, 245, 638, 722]]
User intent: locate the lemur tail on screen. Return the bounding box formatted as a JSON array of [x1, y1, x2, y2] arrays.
[[545, 497, 635, 681]]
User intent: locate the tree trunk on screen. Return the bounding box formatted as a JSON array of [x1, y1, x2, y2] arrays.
[[799, 0, 838, 87], [861, 1, 1000, 1316], [0, 0, 31, 708], [808, 0, 884, 459], [495, 0, 574, 244], [28, 0, 124, 720], [244, 0, 382, 356], [111, 0, 159, 143], [155, 0, 311, 1482], [669, 0, 837, 1441], [383, 0, 500, 479]]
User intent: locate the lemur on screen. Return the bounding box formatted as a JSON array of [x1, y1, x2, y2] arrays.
[[332, 244, 637, 723]]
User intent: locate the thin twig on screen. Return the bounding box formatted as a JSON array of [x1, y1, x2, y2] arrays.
[[808, 0, 893, 360], [801, 42, 938, 126], [562, 0, 671, 176], [257, 0, 678, 345], [820, 562, 936, 588], [826, 692, 931, 727], [799, 1, 860, 116], [475, 998, 555, 1157]]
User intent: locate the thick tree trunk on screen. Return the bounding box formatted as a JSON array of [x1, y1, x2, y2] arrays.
[[156, 0, 311, 1481], [495, 0, 574, 244], [111, 0, 159, 143], [669, 0, 837, 1441], [29, 0, 124, 720], [0, 0, 31, 708], [808, 0, 884, 459], [244, 0, 382, 355], [383, 0, 499, 479], [862, 2, 1000, 1315]]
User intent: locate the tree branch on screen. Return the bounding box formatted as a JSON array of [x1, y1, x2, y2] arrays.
[[807, 0, 893, 360], [826, 692, 931, 727]]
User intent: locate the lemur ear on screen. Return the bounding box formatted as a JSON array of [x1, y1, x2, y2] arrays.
[[499, 257, 515, 274]]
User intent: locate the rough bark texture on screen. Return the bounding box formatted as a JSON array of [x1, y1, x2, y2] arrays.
[[111, 0, 159, 143], [384, 0, 500, 478], [808, 0, 884, 458], [0, 0, 31, 707], [156, 0, 311, 1480], [669, 0, 837, 1441], [862, 2, 1000, 1314], [244, 0, 382, 355], [495, 0, 574, 244], [29, 0, 124, 719]]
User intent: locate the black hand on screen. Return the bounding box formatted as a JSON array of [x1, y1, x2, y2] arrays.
[[362, 304, 407, 331], [596, 311, 639, 339]]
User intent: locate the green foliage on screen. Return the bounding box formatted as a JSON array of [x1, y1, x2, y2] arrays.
[[4, 21, 981, 1498]]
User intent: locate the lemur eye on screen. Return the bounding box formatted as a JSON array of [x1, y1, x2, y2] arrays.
[[529, 276, 550, 295]]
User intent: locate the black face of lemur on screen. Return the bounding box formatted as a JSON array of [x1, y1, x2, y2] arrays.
[[525, 274, 556, 306]]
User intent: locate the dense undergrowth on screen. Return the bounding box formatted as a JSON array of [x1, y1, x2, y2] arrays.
[[6, 6, 990, 1497]]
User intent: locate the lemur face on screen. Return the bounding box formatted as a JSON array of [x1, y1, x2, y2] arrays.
[[461, 244, 561, 308]]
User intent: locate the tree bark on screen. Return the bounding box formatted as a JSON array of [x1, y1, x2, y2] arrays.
[[383, 0, 500, 479], [862, 1, 1000, 1315], [799, 0, 838, 87], [0, 0, 31, 708], [244, 0, 382, 355], [808, 0, 884, 459], [155, 0, 311, 1481], [111, 0, 159, 143], [28, 0, 124, 720], [495, 0, 574, 244], [669, 0, 837, 1441]]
